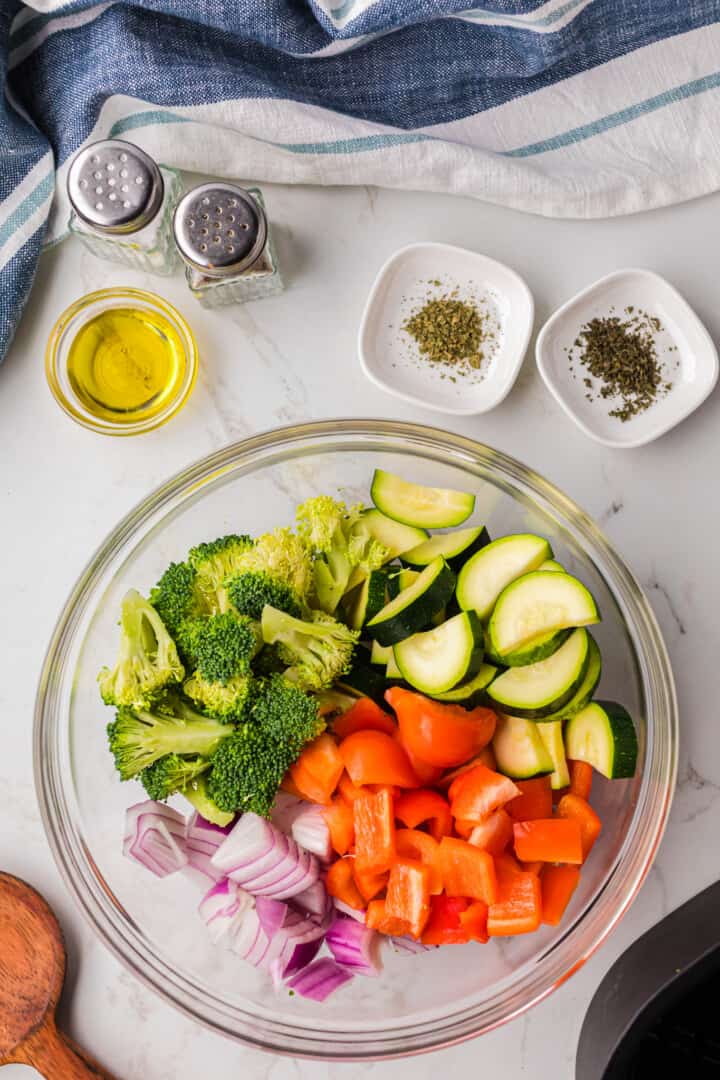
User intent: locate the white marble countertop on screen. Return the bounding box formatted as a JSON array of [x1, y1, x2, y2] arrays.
[[3, 181, 720, 1079]]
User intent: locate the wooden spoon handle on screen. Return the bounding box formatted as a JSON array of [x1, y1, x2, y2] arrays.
[[13, 1018, 116, 1079]]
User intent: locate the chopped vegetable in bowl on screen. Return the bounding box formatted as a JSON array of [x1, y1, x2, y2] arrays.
[[98, 470, 639, 1001]]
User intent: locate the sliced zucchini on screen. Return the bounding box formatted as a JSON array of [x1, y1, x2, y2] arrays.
[[484, 625, 572, 669], [535, 636, 602, 724], [346, 510, 428, 592], [486, 629, 590, 719], [393, 612, 482, 695], [456, 534, 553, 620], [367, 557, 455, 646], [387, 568, 420, 600], [539, 559, 565, 573], [370, 640, 393, 666], [538, 720, 570, 790], [432, 663, 498, 708], [343, 568, 389, 630], [337, 661, 389, 705], [488, 571, 600, 657], [401, 526, 490, 572], [371, 469, 475, 529], [493, 713, 554, 780], [565, 700, 638, 779], [386, 652, 404, 680]]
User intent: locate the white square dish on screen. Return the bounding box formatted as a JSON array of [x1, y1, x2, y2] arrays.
[[536, 268, 718, 449], [358, 242, 534, 416]]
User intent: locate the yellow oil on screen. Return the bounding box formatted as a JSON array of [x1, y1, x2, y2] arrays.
[[67, 307, 187, 425]]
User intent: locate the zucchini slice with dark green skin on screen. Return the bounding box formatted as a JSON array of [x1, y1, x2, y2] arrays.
[[492, 713, 554, 779], [345, 510, 428, 593], [387, 568, 420, 600], [564, 700, 638, 779], [538, 720, 570, 789], [371, 470, 476, 529], [370, 640, 393, 665], [342, 568, 389, 630], [534, 636, 602, 723], [484, 625, 572, 668], [488, 571, 600, 657], [486, 629, 590, 719], [432, 662, 498, 708], [400, 526, 491, 572], [367, 557, 456, 646], [393, 611, 482, 695], [456, 534, 553, 620]]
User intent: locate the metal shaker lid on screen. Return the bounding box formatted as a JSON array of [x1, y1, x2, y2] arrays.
[[67, 139, 164, 234], [172, 183, 267, 278]]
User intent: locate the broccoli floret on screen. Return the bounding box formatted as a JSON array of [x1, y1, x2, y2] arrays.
[[260, 605, 359, 691], [180, 611, 261, 683], [107, 695, 232, 780], [98, 589, 184, 709], [181, 774, 235, 826], [252, 642, 286, 677], [226, 570, 302, 621], [183, 671, 254, 723], [188, 534, 254, 613], [295, 496, 388, 613], [149, 561, 199, 634], [140, 753, 210, 801], [207, 675, 324, 815], [228, 528, 314, 608]]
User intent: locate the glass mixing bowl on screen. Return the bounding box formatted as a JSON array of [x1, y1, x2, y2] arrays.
[[34, 420, 677, 1060]]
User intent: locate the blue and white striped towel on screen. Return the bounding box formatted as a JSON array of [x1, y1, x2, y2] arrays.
[[2, 1, 720, 361]]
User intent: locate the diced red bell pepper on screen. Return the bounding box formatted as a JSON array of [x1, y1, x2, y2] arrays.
[[438, 747, 498, 790], [288, 733, 344, 804], [322, 797, 355, 856], [366, 899, 410, 936], [569, 760, 593, 801], [395, 789, 453, 841], [340, 730, 420, 788], [338, 771, 364, 803], [353, 863, 389, 902], [494, 850, 524, 885], [506, 777, 553, 822], [459, 900, 489, 943], [326, 857, 365, 910], [353, 788, 396, 872], [394, 729, 445, 786], [468, 808, 514, 855], [421, 895, 470, 945], [395, 829, 443, 894], [513, 819, 583, 865], [386, 687, 497, 768], [449, 764, 520, 823], [542, 865, 581, 926], [437, 836, 498, 904], [332, 697, 397, 739], [556, 793, 602, 861], [487, 871, 542, 936], [385, 858, 431, 939], [520, 860, 544, 876], [453, 818, 477, 839]]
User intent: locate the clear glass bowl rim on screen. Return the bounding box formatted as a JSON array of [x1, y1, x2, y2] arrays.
[[34, 419, 678, 1060]]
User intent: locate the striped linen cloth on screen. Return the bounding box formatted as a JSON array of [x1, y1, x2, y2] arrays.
[[2, 2, 720, 362]]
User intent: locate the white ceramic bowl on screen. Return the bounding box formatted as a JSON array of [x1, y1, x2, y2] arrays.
[[536, 268, 718, 448], [359, 242, 534, 416]]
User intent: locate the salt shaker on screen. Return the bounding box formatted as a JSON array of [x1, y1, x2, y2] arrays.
[[67, 139, 182, 274], [173, 182, 283, 307]]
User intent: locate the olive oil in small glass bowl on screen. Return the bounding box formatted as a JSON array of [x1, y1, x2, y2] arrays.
[[45, 288, 198, 435]]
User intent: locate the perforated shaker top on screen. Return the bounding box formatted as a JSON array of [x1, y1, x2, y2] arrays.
[[67, 140, 164, 234], [172, 183, 267, 277]]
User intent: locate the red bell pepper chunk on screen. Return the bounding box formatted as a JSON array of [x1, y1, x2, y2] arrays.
[[353, 788, 396, 872], [386, 686, 497, 768], [340, 730, 420, 788], [513, 819, 584, 865], [487, 871, 542, 936], [332, 697, 397, 739], [338, 771, 364, 803], [459, 900, 489, 943], [506, 777, 553, 822], [385, 858, 432, 939], [569, 760, 593, 801], [366, 899, 410, 936], [353, 863, 389, 902], [438, 747, 497, 790], [395, 829, 443, 894], [468, 808, 514, 855], [542, 865, 581, 926], [394, 729, 445, 786], [288, 733, 344, 804], [395, 788, 453, 841], [326, 858, 365, 911], [322, 797, 355, 856], [421, 895, 470, 945], [437, 836, 498, 905], [449, 764, 520, 823], [556, 793, 602, 861]]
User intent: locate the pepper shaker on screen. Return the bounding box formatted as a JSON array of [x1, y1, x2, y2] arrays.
[[173, 182, 283, 307], [67, 139, 182, 274]]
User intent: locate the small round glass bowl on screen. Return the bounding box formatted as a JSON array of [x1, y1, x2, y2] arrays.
[[45, 287, 198, 436], [34, 421, 677, 1060]]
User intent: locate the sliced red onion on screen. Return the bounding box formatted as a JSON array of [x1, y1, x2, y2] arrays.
[[332, 898, 366, 923], [286, 958, 353, 1002], [231, 903, 326, 982], [123, 800, 188, 878], [294, 879, 328, 917], [272, 795, 332, 861], [387, 936, 434, 955], [255, 897, 288, 938], [211, 813, 319, 899], [198, 879, 253, 944], [326, 917, 381, 977]]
